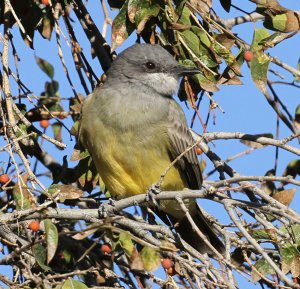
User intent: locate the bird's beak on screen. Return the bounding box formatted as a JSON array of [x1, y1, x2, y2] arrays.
[[173, 65, 200, 76]]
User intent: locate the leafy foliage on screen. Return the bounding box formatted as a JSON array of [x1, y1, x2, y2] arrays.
[[0, 0, 299, 288]]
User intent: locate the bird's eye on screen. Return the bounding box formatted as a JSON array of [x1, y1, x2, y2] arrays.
[[145, 62, 156, 70]]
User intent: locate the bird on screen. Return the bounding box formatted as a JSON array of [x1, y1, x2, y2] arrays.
[[79, 43, 224, 255]]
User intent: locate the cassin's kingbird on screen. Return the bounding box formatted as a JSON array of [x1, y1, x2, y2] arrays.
[[79, 44, 224, 254]]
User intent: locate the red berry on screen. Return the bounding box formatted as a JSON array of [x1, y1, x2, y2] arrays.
[[195, 147, 203, 155], [0, 174, 10, 185], [41, 0, 50, 5], [101, 243, 112, 254], [161, 258, 173, 269], [166, 266, 175, 276], [28, 220, 40, 232], [40, 119, 49, 129], [244, 50, 254, 62]]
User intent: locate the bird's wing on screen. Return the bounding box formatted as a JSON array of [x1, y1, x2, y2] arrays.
[[78, 93, 94, 150], [167, 100, 202, 189]]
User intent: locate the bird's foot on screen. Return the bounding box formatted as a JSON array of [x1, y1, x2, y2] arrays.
[[146, 184, 161, 208], [98, 199, 116, 219]]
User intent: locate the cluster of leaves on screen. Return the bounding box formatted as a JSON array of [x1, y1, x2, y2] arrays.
[[0, 0, 56, 46], [250, 225, 300, 281], [252, 0, 300, 33]]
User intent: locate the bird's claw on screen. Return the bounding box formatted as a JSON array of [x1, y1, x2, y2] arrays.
[[98, 199, 116, 219], [146, 184, 161, 208]]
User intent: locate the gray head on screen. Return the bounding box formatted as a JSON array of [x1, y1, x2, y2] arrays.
[[107, 44, 199, 96]]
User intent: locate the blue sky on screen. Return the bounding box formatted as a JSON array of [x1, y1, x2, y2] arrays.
[[1, 0, 300, 288]]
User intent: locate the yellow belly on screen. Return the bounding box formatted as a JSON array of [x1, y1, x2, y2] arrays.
[[95, 137, 186, 199], [93, 138, 195, 219]]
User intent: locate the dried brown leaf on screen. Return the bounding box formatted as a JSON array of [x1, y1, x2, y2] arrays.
[[160, 241, 179, 252], [130, 248, 144, 271], [215, 33, 236, 50], [13, 174, 37, 210], [282, 257, 291, 274], [272, 188, 296, 206], [171, 22, 191, 31], [48, 184, 84, 202], [291, 256, 300, 277], [189, 0, 212, 15]]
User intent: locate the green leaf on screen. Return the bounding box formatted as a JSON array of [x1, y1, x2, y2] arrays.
[[251, 229, 277, 241], [35, 56, 55, 79], [179, 58, 196, 68], [15, 123, 28, 138], [52, 122, 63, 148], [45, 80, 59, 96], [280, 242, 300, 276], [250, 28, 270, 51], [43, 219, 58, 264], [280, 243, 300, 263], [75, 156, 99, 192], [194, 73, 219, 92], [135, 4, 160, 34], [250, 52, 270, 83], [128, 0, 142, 23], [191, 27, 211, 47], [38, 15, 54, 40], [70, 121, 80, 137], [180, 30, 200, 56], [111, 0, 135, 51], [47, 185, 59, 196], [32, 243, 51, 271], [280, 225, 300, 245], [48, 103, 63, 114], [61, 279, 88, 289], [218, 48, 244, 85], [178, 70, 218, 102], [251, 258, 276, 282], [119, 231, 134, 256], [69, 94, 84, 122], [70, 146, 90, 162], [213, 42, 235, 65], [12, 174, 36, 210], [198, 45, 219, 68], [141, 246, 160, 272], [272, 13, 287, 32], [178, 6, 191, 26]]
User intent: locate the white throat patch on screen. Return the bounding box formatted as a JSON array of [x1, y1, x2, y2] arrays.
[[143, 72, 179, 96]]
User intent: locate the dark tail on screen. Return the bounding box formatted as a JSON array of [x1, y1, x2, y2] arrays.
[[175, 204, 225, 255]]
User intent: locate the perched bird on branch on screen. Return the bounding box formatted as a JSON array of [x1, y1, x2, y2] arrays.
[[79, 43, 224, 255]]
